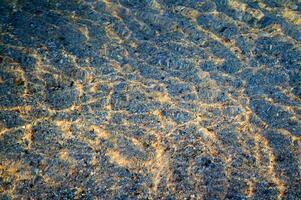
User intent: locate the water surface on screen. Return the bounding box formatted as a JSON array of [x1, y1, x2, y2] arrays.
[[0, 0, 300, 199]]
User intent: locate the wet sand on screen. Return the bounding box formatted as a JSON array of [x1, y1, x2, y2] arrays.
[[0, 0, 300, 199]]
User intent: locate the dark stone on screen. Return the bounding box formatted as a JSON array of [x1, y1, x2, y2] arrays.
[[0, 111, 24, 129]]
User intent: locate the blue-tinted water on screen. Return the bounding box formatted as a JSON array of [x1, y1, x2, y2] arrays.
[[0, 0, 300, 199]]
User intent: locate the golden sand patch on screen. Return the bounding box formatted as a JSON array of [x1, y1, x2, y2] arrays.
[[59, 149, 70, 161], [106, 149, 134, 168], [104, 23, 123, 44], [151, 91, 172, 104], [79, 26, 90, 40], [54, 120, 73, 139], [283, 9, 301, 25], [146, 140, 170, 192], [90, 125, 110, 140]]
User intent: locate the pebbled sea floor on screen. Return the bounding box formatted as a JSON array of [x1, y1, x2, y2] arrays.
[[0, 0, 300, 199]]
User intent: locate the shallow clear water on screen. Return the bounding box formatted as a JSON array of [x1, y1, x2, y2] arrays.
[[0, 0, 300, 199]]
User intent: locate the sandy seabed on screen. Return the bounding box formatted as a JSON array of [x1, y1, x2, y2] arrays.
[[0, 0, 300, 199]]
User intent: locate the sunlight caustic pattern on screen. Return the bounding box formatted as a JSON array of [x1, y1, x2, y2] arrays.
[[0, 0, 300, 199]]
